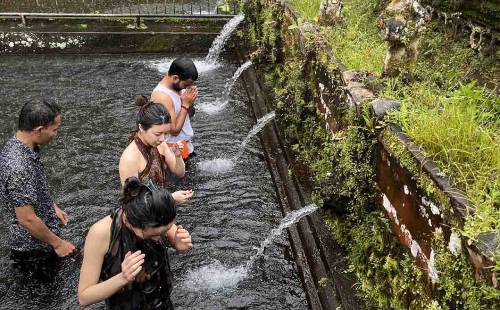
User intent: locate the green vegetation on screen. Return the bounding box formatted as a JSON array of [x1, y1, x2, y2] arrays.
[[324, 0, 385, 73], [432, 231, 500, 310], [380, 128, 456, 221], [326, 212, 433, 309], [399, 84, 499, 239], [291, 0, 500, 249], [243, 0, 499, 308], [289, 0, 385, 72], [381, 22, 500, 243], [288, 0, 321, 21]]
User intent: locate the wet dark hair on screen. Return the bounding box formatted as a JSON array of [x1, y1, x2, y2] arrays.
[[18, 98, 61, 131], [135, 95, 171, 131], [121, 177, 176, 229], [168, 57, 198, 81]]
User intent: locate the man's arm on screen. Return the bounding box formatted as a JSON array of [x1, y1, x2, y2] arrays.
[[15, 205, 75, 257], [151, 90, 195, 136], [7, 168, 74, 257]]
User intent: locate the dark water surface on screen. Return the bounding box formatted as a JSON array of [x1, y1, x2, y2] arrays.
[[0, 54, 306, 309]]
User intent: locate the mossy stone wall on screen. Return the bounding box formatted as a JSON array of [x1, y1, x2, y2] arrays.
[[0, 18, 226, 54], [242, 0, 499, 308], [421, 0, 500, 29]]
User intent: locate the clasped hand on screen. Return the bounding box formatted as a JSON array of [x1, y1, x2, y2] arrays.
[[180, 86, 198, 107]]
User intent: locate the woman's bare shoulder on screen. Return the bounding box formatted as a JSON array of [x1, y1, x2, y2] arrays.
[[121, 141, 140, 160], [86, 215, 113, 253]]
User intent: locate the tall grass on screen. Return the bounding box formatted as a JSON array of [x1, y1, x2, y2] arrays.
[[288, 0, 321, 21], [288, 0, 385, 72], [287, 0, 499, 239], [382, 22, 500, 239], [326, 0, 385, 73], [398, 83, 499, 239]]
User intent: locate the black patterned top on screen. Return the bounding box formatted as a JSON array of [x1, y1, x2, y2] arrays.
[[0, 136, 61, 252]]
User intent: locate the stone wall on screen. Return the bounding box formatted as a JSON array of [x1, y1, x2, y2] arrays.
[[421, 0, 500, 29], [0, 17, 227, 54]]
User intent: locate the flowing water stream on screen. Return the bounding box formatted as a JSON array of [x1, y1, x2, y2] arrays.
[[199, 60, 253, 114], [198, 111, 276, 174], [204, 13, 245, 65], [180, 204, 318, 292], [0, 54, 307, 309]]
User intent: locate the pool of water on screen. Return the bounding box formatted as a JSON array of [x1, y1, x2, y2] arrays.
[[0, 54, 306, 309]]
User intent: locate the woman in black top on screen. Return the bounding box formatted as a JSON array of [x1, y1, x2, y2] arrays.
[[78, 177, 192, 309]]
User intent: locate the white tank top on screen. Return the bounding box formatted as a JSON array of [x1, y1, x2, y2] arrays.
[[152, 83, 194, 153]]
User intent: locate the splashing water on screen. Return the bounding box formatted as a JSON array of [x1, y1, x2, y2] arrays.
[[199, 60, 253, 114], [181, 260, 247, 292], [197, 157, 235, 174], [147, 59, 220, 75], [197, 101, 225, 115], [205, 13, 245, 64], [197, 112, 276, 174], [180, 204, 318, 292]]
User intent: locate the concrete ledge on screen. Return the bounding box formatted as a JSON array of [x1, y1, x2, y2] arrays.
[[0, 31, 219, 54], [0, 17, 227, 54]]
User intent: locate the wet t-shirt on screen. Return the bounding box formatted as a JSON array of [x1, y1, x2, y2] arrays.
[[0, 136, 61, 252]]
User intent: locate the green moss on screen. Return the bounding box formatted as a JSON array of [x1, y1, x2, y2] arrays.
[[243, 0, 284, 62], [432, 231, 500, 309], [318, 277, 329, 287], [140, 35, 174, 52], [328, 211, 432, 309]]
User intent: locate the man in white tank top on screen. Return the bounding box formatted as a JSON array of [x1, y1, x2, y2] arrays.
[[151, 57, 198, 163]]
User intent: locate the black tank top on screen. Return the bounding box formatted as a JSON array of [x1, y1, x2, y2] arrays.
[[100, 208, 174, 309]]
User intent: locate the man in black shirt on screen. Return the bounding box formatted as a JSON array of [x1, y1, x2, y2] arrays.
[[0, 98, 75, 278]]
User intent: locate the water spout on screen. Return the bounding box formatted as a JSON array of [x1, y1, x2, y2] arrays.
[[197, 111, 276, 174], [199, 60, 253, 114], [245, 204, 318, 270], [232, 111, 275, 161], [205, 13, 245, 65], [222, 60, 252, 101], [180, 204, 319, 292]]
